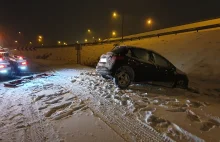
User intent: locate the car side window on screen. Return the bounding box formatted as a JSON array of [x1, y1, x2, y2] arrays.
[[152, 53, 170, 68], [131, 49, 150, 63]]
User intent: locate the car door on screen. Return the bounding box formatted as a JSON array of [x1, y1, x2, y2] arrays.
[[152, 53, 176, 85], [128, 48, 157, 82]]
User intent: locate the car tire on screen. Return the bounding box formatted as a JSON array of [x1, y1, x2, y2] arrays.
[[175, 79, 188, 89], [113, 66, 132, 89]]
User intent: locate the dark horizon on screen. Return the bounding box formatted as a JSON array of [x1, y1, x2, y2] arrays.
[[0, 0, 219, 46]]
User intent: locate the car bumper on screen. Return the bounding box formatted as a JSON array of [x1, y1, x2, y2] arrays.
[[96, 66, 112, 76]]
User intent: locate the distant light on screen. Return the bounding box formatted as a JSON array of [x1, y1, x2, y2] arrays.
[[0, 70, 7, 73], [38, 38, 42, 42], [29, 42, 32, 44], [38, 35, 43, 39], [147, 19, 152, 25], [98, 38, 101, 41], [20, 66, 26, 70], [88, 29, 91, 33], [22, 62, 27, 65], [0, 65, 5, 69], [76, 41, 79, 43], [113, 12, 117, 17], [58, 41, 61, 44], [15, 40, 18, 43], [63, 42, 67, 45], [93, 37, 95, 39], [19, 32, 21, 34], [85, 39, 88, 42], [112, 31, 116, 36], [42, 44, 44, 46]]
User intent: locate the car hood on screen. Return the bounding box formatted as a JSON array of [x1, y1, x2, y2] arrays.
[[176, 68, 186, 75]]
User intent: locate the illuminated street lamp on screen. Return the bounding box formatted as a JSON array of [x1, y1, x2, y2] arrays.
[[98, 38, 101, 41], [112, 31, 116, 37], [112, 11, 124, 42], [58, 41, 61, 44], [113, 12, 117, 18], [76, 41, 79, 43], [29, 42, 32, 44], [18, 32, 21, 34], [146, 18, 153, 30], [87, 29, 91, 33], [38, 35, 43, 39], [85, 39, 88, 42], [63, 42, 67, 45], [147, 19, 152, 25], [38, 38, 42, 42], [15, 40, 18, 43]]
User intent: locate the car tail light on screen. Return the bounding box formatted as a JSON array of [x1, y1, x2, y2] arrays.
[[0, 65, 5, 69], [112, 56, 124, 60], [21, 62, 27, 65]]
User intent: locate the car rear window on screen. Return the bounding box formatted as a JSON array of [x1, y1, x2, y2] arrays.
[[111, 46, 128, 55]]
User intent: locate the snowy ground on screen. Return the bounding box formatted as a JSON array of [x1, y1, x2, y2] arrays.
[[0, 63, 220, 142]]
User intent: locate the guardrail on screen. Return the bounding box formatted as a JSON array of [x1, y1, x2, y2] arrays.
[[16, 18, 220, 49]]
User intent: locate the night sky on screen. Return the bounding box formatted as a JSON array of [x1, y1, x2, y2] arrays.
[[0, 0, 219, 46]]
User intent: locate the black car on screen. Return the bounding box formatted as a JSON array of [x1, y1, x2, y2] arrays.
[[96, 46, 188, 89]]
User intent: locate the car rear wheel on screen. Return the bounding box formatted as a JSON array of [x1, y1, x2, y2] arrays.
[[114, 67, 132, 89]]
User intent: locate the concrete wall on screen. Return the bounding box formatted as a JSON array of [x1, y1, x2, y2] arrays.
[[13, 47, 77, 63]]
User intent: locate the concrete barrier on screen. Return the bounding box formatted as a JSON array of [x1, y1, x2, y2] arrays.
[[12, 46, 77, 63]]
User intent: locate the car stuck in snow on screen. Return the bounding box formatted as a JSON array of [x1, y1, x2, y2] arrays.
[[96, 46, 188, 89]]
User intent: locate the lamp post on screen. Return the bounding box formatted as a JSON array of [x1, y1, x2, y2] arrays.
[[112, 12, 124, 42]]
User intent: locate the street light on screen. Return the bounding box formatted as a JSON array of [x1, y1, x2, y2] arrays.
[[112, 11, 124, 42], [18, 32, 21, 34], [76, 41, 79, 43], [58, 41, 61, 44], [38, 38, 42, 42], [15, 40, 18, 43], [113, 12, 117, 18], [29, 42, 32, 44], [38, 35, 43, 39], [98, 38, 101, 41], [64, 42, 67, 45], [147, 19, 152, 25], [85, 39, 88, 42], [88, 29, 91, 33], [112, 31, 116, 37]]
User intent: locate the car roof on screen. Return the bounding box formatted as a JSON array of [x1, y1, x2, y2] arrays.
[[120, 45, 159, 55]]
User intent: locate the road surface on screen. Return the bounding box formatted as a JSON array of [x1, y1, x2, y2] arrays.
[[0, 63, 219, 142]]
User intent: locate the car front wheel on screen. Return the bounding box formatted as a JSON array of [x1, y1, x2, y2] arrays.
[[114, 68, 131, 89], [175, 79, 188, 89]]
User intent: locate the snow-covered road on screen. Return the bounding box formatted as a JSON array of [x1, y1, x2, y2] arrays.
[[0, 64, 220, 142]]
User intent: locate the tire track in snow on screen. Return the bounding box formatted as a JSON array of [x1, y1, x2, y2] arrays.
[[55, 74, 174, 142]]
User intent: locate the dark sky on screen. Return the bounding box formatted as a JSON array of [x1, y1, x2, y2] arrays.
[[0, 0, 219, 46]]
